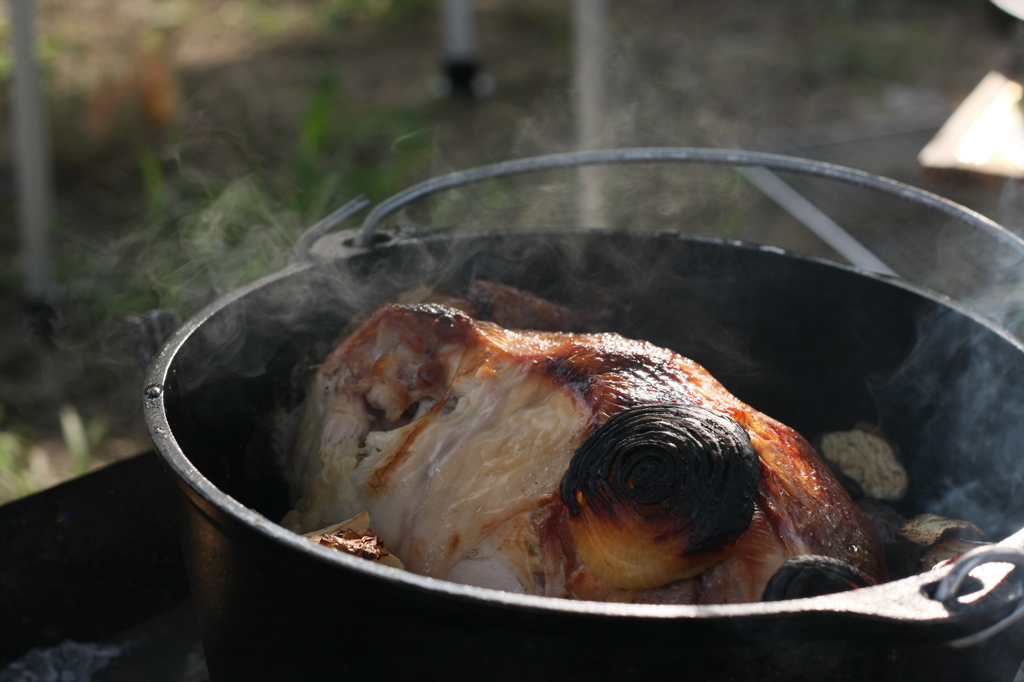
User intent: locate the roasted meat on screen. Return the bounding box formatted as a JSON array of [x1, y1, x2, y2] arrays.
[[282, 302, 885, 604]]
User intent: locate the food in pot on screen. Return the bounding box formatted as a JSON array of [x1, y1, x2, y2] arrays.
[[901, 513, 989, 572], [282, 302, 885, 604], [899, 514, 985, 546], [920, 538, 990, 572], [817, 424, 908, 501], [855, 499, 990, 578], [303, 510, 404, 569]]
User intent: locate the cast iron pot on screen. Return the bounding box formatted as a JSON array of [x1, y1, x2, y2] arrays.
[[145, 150, 1024, 681]]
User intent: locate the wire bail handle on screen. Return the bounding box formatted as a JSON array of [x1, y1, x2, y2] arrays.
[[933, 545, 1024, 648], [345, 148, 1021, 256]]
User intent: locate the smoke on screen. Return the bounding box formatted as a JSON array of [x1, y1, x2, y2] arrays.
[[868, 190, 1024, 538], [364, 157, 1024, 544], [134, 0, 1024, 554], [867, 298, 1024, 538]]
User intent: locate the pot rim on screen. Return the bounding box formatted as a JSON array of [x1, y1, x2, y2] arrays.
[[143, 225, 1024, 630]]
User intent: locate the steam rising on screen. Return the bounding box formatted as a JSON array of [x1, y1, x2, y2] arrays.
[[870, 302, 1024, 538], [152, 6, 1024, 548], [154, 132, 1024, 548]]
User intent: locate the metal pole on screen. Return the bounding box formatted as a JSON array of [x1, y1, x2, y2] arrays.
[[572, 0, 610, 228], [10, 0, 55, 304], [435, 0, 492, 97], [442, 0, 476, 64], [736, 166, 896, 276]]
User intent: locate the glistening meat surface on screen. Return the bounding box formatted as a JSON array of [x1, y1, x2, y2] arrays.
[[283, 303, 885, 604]]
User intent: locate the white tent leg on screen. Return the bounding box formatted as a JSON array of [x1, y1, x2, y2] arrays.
[[10, 0, 56, 305], [573, 0, 610, 228]]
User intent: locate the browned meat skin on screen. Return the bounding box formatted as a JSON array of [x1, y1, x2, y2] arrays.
[[285, 303, 885, 604], [397, 280, 595, 332]]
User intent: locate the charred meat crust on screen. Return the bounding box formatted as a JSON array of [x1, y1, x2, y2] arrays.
[[761, 554, 875, 601], [561, 403, 761, 556]]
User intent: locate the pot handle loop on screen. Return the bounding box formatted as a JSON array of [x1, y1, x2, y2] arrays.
[[934, 545, 1024, 648], [289, 195, 371, 264], [351, 148, 1023, 255]]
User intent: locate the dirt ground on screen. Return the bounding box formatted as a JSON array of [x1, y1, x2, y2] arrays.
[[0, 0, 1018, 499]]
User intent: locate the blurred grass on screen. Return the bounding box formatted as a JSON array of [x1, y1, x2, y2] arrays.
[[0, 16, 61, 84], [292, 74, 431, 216], [0, 405, 108, 504], [59, 404, 107, 477], [0, 426, 34, 503], [320, 0, 439, 26], [65, 72, 433, 322], [797, 16, 943, 90], [0, 0, 441, 503]]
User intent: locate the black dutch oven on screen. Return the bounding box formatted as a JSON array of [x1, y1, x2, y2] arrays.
[[144, 149, 1024, 681]]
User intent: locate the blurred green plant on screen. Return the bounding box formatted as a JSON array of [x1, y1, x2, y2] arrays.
[[138, 145, 169, 214], [0, 427, 34, 503], [245, 0, 299, 35], [0, 16, 63, 84], [65, 73, 432, 322], [59, 404, 108, 476], [0, 405, 40, 504], [0, 404, 110, 503], [0, 20, 11, 83], [293, 75, 431, 216]]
